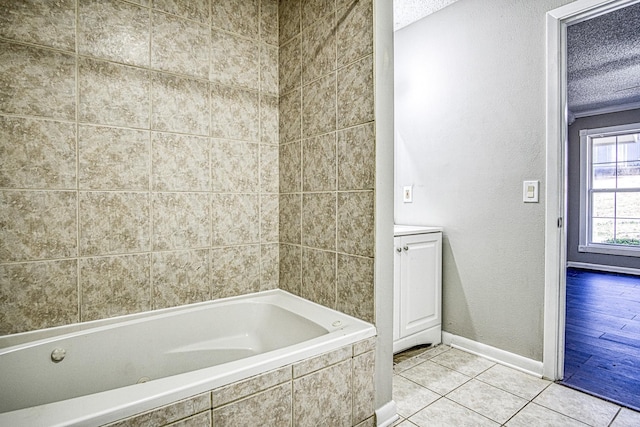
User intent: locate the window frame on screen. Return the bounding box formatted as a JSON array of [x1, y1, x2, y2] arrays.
[[578, 122, 640, 257]]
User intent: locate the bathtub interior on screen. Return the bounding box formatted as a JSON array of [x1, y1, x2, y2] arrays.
[[0, 290, 373, 418]]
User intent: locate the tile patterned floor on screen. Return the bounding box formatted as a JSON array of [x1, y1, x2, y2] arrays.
[[392, 345, 640, 426]]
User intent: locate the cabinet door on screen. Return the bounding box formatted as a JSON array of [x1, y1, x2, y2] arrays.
[[393, 237, 402, 341], [399, 233, 442, 338]]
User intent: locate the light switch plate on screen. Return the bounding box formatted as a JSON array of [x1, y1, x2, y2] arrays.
[[403, 186, 413, 203], [523, 180, 539, 203]]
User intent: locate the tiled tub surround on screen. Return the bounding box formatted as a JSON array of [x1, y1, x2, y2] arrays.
[[0, 290, 376, 426], [278, 0, 376, 324], [0, 0, 281, 334]]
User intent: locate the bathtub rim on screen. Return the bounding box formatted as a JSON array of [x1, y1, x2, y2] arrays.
[[0, 289, 376, 427]]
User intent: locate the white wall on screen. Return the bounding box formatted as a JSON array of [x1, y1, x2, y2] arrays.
[[394, 0, 574, 361]]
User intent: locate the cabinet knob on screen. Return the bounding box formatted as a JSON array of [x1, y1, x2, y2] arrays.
[[396, 247, 402, 253], [403, 246, 409, 251]]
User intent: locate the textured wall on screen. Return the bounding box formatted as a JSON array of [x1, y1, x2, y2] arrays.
[[277, 0, 376, 323], [0, 0, 279, 335], [394, 0, 575, 361], [567, 109, 640, 269]]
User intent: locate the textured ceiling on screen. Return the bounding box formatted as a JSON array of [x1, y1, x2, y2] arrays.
[[568, 2, 640, 117], [393, 0, 459, 31]]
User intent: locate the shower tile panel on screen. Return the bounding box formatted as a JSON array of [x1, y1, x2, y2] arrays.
[[0, 260, 78, 335], [278, 193, 301, 245], [152, 0, 209, 23], [211, 140, 259, 193], [80, 254, 152, 322], [337, 0, 373, 67], [279, 141, 301, 193], [211, 193, 259, 246], [293, 345, 351, 378], [302, 13, 337, 84], [210, 244, 260, 298], [302, 73, 337, 138], [353, 350, 376, 424], [278, 0, 301, 45], [301, 192, 337, 251], [303, 132, 337, 192], [260, 194, 279, 243], [211, 0, 259, 39], [260, 95, 279, 144], [0, 42, 75, 121], [212, 382, 292, 426], [152, 132, 210, 192], [0, 0, 76, 51], [279, 36, 302, 95], [260, 144, 280, 194], [279, 243, 301, 295], [260, 43, 279, 96], [152, 192, 211, 251], [78, 0, 149, 67], [79, 191, 150, 256], [260, 0, 279, 46], [0, 190, 77, 262], [151, 11, 209, 78], [337, 55, 374, 130], [337, 122, 375, 191], [0, 116, 76, 190], [211, 365, 290, 407], [337, 254, 374, 324], [279, 88, 302, 143], [152, 249, 211, 309], [210, 85, 260, 142], [260, 243, 279, 290], [78, 58, 150, 129], [210, 30, 259, 91], [302, 0, 335, 28], [79, 126, 150, 191], [301, 248, 336, 309], [337, 191, 374, 258], [151, 73, 209, 136]]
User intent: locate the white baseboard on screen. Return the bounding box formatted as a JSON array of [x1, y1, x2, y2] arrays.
[[375, 400, 399, 427], [567, 262, 640, 276], [442, 332, 544, 378]]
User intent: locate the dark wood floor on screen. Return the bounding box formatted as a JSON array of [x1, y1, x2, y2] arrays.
[[562, 268, 640, 411]]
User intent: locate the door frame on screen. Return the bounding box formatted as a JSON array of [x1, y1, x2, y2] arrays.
[[543, 0, 640, 380]]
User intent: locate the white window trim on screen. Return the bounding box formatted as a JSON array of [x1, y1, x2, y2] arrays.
[[579, 122, 640, 257]]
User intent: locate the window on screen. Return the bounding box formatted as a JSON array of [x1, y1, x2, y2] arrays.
[[579, 122, 640, 257]]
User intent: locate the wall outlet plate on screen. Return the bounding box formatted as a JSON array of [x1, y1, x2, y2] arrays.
[[403, 186, 413, 203], [523, 180, 539, 203]]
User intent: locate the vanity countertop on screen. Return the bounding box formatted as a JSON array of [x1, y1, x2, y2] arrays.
[[394, 224, 443, 236]]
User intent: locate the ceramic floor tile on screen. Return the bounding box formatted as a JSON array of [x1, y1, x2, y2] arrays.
[[533, 383, 620, 427], [476, 363, 551, 400], [446, 379, 528, 424], [399, 360, 471, 395], [409, 397, 499, 427], [393, 419, 418, 427], [430, 348, 495, 377], [506, 403, 590, 426], [393, 356, 426, 374], [611, 408, 640, 426], [393, 375, 440, 418], [416, 344, 451, 361]]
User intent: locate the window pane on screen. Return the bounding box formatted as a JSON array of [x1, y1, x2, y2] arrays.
[[592, 163, 617, 189], [616, 192, 640, 218], [615, 219, 640, 245], [617, 162, 640, 189], [591, 218, 614, 243], [592, 192, 615, 217], [617, 133, 640, 162], [592, 136, 616, 164]]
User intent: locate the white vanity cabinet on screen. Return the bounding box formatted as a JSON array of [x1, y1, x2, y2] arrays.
[[393, 225, 443, 354]]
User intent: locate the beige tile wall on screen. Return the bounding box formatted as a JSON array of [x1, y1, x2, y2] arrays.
[[0, 0, 279, 335], [278, 0, 375, 323], [0, 0, 377, 336]]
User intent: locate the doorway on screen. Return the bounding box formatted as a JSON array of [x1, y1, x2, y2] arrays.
[[544, 0, 640, 405]]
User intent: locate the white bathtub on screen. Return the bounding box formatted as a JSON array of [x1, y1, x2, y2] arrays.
[[0, 290, 376, 426]]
